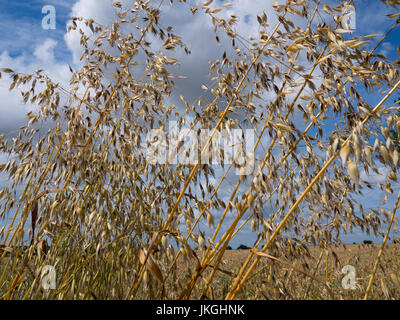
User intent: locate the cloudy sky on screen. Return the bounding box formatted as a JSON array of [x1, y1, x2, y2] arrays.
[[0, 0, 399, 246]]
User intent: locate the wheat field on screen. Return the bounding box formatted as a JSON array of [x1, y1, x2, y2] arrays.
[[1, 0, 400, 300]]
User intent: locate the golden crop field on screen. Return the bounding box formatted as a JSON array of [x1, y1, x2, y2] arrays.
[[2, 244, 400, 300], [1, 0, 400, 300]]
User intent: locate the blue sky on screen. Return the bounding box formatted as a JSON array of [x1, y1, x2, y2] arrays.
[[0, 1, 71, 61], [0, 0, 400, 247]]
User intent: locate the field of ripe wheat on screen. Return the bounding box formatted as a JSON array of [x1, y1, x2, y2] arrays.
[[1, 0, 400, 300], [2, 244, 400, 299]]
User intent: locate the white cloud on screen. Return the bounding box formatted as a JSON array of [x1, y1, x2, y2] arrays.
[[360, 165, 391, 184], [0, 38, 70, 134], [34, 38, 58, 63], [379, 41, 394, 57]]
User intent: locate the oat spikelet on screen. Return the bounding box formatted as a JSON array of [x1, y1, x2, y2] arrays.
[[198, 235, 205, 249], [380, 144, 391, 165], [393, 149, 399, 167], [207, 213, 214, 227], [364, 146, 373, 166], [340, 144, 350, 164], [161, 235, 167, 248], [347, 160, 360, 185]]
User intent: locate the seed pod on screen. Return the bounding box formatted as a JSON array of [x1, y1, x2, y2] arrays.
[[386, 137, 393, 150], [393, 149, 399, 167], [76, 207, 83, 218], [207, 213, 214, 227], [364, 146, 373, 166], [353, 134, 361, 161], [387, 116, 394, 127], [332, 138, 340, 153], [89, 210, 97, 224], [390, 273, 400, 286], [384, 127, 390, 139], [239, 167, 248, 181], [161, 235, 167, 248], [168, 245, 175, 258], [340, 144, 350, 164], [251, 218, 259, 232], [166, 250, 172, 262], [143, 270, 149, 285], [50, 200, 60, 214], [198, 235, 205, 249], [380, 145, 391, 165], [373, 138, 380, 153], [347, 160, 360, 185], [247, 193, 255, 207], [381, 126, 388, 139]]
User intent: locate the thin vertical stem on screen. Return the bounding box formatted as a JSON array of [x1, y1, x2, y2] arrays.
[[364, 189, 400, 300]]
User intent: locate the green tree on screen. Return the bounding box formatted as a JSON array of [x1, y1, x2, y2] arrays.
[[389, 96, 400, 152]]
